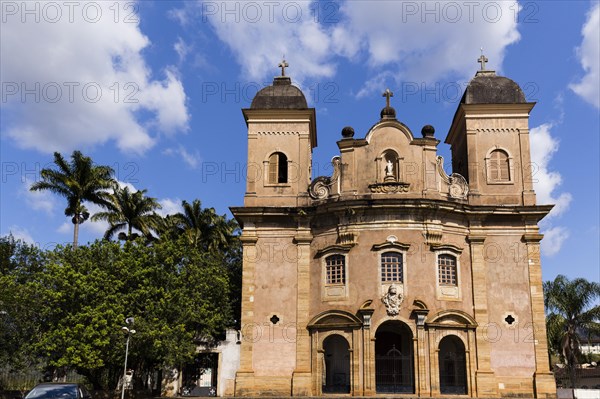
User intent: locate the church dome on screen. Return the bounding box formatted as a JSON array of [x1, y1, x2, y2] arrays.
[[250, 76, 308, 109], [461, 70, 526, 104]]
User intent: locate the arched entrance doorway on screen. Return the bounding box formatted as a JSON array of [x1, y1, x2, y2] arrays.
[[375, 321, 414, 393], [438, 335, 467, 394], [322, 334, 350, 394]]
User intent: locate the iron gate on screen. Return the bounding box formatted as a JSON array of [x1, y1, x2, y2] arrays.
[[181, 353, 218, 397], [375, 346, 414, 393], [322, 353, 350, 393], [439, 351, 467, 394]]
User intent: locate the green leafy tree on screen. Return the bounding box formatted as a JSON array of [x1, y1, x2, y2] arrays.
[[544, 274, 600, 387], [30, 151, 115, 248], [3, 236, 234, 390], [0, 235, 47, 370], [91, 186, 162, 241]]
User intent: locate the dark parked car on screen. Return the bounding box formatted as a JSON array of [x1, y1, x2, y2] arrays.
[[23, 383, 91, 399]]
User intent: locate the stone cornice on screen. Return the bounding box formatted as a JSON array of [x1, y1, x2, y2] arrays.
[[230, 201, 553, 223], [466, 235, 486, 244], [315, 244, 355, 258], [371, 241, 411, 252], [446, 102, 535, 144], [522, 233, 544, 243], [242, 108, 317, 148], [429, 243, 463, 254]]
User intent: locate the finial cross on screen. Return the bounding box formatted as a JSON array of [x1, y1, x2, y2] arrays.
[[478, 52, 488, 71], [278, 58, 289, 77], [382, 88, 394, 108]]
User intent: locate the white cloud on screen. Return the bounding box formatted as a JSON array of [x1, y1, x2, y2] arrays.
[[115, 179, 138, 192], [57, 222, 71, 234], [21, 178, 55, 215], [163, 145, 201, 168], [570, 4, 600, 109], [4, 226, 35, 245], [541, 226, 570, 257], [184, 1, 521, 95], [530, 123, 573, 257], [1, 1, 189, 154], [157, 198, 182, 217], [174, 37, 191, 63], [335, 1, 521, 96], [78, 202, 110, 237], [193, 1, 336, 84], [530, 123, 573, 218]]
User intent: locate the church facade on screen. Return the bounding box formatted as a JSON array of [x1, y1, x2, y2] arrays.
[[230, 61, 556, 398]]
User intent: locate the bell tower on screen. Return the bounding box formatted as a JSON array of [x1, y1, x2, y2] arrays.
[[446, 54, 536, 206], [242, 60, 317, 207]]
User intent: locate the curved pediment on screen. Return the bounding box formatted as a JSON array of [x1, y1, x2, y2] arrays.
[[427, 310, 477, 329], [307, 310, 363, 330], [364, 120, 415, 144]]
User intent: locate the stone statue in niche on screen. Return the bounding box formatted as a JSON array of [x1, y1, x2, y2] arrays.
[[385, 159, 394, 176], [381, 284, 403, 316]]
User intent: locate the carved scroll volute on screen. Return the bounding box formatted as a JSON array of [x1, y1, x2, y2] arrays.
[[449, 173, 469, 199], [436, 156, 469, 199], [308, 156, 341, 200]]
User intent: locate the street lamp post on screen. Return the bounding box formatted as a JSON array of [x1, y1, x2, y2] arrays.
[[121, 317, 135, 399]]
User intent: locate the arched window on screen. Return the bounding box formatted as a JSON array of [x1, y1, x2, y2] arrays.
[[325, 254, 345, 285], [488, 149, 510, 182], [438, 254, 457, 286], [381, 252, 403, 283], [268, 152, 288, 184]]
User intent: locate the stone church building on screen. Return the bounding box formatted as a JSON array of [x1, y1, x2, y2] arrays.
[[230, 59, 556, 398]]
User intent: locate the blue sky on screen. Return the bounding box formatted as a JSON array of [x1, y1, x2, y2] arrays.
[[1, 0, 598, 283]]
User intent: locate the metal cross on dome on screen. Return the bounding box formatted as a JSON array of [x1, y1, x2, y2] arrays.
[[382, 88, 394, 108], [278, 58, 289, 77]]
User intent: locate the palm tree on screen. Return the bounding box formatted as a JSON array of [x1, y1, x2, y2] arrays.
[[167, 199, 236, 251], [544, 275, 600, 387], [91, 186, 162, 241], [30, 151, 114, 248]]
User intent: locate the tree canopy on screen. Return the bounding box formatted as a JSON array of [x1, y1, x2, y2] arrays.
[[30, 151, 115, 248], [0, 231, 240, 390], [91, 186, 162, 241], [10, 151, 244, 390], [544, 274, 600, 387]]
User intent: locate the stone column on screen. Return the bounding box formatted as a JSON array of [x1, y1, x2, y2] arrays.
[[292, 224, 313, 395], [523, 233, 556, 398], [467, 329, 477, 397], [412, 336, 421, 396], [311, 332, 321, 394], [429, 328, 440, 397], [414, 311, 430, 397], [358, 308, 375, 396], [235, 233, 258, 395], [467, 234, 498, 397]]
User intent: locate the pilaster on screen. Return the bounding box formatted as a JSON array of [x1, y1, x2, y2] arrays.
[[523, 233, 557, 398], [519, 128, 536, 205], [235, 232, 258, 395], [358, 307, 375, 396], [292, 223, 313, 396], [467, 234, 498, 397], [414, 308, 430, 396]]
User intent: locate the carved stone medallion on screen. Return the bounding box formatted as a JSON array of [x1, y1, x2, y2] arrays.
[[381, 284, 404, 316]]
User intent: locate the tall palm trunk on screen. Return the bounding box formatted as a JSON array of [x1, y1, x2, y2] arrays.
[[73, 221, 79, 249]]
